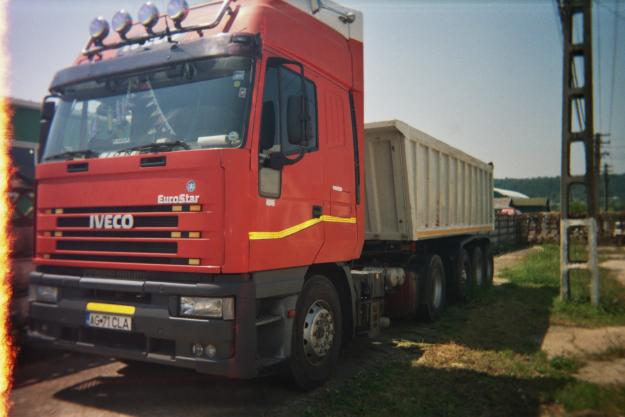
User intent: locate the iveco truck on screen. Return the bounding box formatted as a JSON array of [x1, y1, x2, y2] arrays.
[[29, 0, 494, 389]]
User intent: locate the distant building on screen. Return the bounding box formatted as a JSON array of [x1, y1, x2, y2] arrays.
[[494, 187, 530, 199], [8, 98, 40, 221], [510, 197, 551, 213], [493, 188, 550, 214]]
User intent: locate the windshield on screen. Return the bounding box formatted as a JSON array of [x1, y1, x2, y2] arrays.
[[43, 56, 254, 161]]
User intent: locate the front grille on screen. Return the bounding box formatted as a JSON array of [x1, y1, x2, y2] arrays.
[[40, 204, 203, 265], [57, 216, 178, 228], [57, 240, 177, 254], [61, 204, 195, 214], [50, 254, 190, 265], [60, 231, 174, 238], [37, 265, 212, 283]]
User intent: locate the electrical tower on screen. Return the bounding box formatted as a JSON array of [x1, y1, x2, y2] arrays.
[[559, 0, 600, 304]]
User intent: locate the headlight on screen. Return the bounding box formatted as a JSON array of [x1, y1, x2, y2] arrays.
[[179, 297, 234, 319], [30, 285, 58, 304]]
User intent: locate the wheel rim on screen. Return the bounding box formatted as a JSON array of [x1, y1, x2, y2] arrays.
[[302, 300, 335, 365], [433, 268, 443, 308]]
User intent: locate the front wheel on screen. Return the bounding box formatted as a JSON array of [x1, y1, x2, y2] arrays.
[[289, 275, 342, 390]]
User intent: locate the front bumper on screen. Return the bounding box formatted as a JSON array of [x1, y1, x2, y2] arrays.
[[28, 271, 258, 378]]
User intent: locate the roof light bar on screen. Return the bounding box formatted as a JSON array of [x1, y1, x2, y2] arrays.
[[112, 10, 133, 39], [89, 17, 110, 44], [138, 2, 159, 32], [167, 0, 189, 27], [82, 0, 235, 56]]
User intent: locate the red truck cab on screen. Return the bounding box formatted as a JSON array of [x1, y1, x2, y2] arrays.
[[29, 0, 364, 388]]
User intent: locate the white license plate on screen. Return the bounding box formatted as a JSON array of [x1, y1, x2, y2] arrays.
[[86, 313, 132, 332]]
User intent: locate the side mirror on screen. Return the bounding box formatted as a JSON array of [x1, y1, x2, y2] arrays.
[[42, 100, 55, 121], [39, 98, 57, 162], [286, 95, 309, 146]]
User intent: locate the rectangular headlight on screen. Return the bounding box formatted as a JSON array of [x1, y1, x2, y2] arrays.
[[30, 285, 58, 304], [179, 297, 234, 320]]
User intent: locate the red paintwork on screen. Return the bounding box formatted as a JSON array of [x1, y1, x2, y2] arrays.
[[35, 0, 364, 275]]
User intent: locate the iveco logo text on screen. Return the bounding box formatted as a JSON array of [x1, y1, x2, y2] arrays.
[[89, 214, 134, 229]]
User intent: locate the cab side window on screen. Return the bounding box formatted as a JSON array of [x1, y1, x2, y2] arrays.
[[259, 63, 318, 156]]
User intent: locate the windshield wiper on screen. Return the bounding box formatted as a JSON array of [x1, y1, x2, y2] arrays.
[[116, 140, 191, 155], [44, 149, 99, 161]]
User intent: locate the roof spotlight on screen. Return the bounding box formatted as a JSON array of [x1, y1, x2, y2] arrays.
[[112, 10, 133, 39], [167, 0, 189, 27], [138, 2, 159, 31], [89, 17, 110, 44]]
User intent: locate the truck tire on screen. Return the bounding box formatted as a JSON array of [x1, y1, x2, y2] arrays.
[[289, 275, 342, 390], [471, 247, 485, 288], [451, 248, 472, 302], [483, 243, 494, 287], [418, 254, 446, 321]]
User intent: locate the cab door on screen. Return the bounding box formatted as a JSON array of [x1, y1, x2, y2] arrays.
[[249, 57, 325, 271]]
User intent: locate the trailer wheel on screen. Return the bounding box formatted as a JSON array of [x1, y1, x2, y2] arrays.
[[419, 254, 446, 321], [289, 275, 342, 390], [451, 248, 472, 302], [483, 243, 494, 287], [471, 247, 485, 288]]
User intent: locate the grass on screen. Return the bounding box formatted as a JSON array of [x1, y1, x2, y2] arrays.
[[500, 244, 625, 327], [287, 245, 625, 417]]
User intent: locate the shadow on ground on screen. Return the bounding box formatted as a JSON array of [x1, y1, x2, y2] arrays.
[[14, 348, 114, 389], [392, 283, 558, 354], [53, 363, 303, 417]]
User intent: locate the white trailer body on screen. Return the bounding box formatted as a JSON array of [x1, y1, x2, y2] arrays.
[[364, 120, 494, 241]]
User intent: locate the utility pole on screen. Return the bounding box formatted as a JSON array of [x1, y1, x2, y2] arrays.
[[558, 0, 601, 305], [604, 163, 609, 212], [594, 133, 610, 212]]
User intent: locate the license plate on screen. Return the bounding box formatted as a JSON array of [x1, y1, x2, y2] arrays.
[[86, 313, 132, 332]]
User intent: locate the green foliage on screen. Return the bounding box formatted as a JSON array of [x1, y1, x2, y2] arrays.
[[495, 174, 625, 211], [500, 245, 625, 326], [549, 356, 580, 373], [555, 382, 625, 414]]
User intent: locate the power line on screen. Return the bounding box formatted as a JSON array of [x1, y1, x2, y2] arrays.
[[607, 0, 620, 135], [596, 1, 602, 131]]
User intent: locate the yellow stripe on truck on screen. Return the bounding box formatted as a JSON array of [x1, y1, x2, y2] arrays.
[[249, 215, 356, 240], [86, 302, 136, 315]]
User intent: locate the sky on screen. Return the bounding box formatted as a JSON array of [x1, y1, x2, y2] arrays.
[[8, 0, 625, 178]]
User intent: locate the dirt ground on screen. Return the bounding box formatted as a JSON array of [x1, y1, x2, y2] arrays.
[[540, 245, 625, 386]]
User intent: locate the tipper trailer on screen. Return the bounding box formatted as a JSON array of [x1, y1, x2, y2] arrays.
[[28, 0, 494, 388]]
